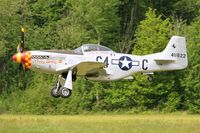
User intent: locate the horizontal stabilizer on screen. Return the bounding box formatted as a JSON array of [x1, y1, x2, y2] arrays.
[[154, 59, 175, 65], [154, 58, 176, 61], [123, 76, 134, 80], [154, 54, 176, 64], [143, 72, 154, 75]]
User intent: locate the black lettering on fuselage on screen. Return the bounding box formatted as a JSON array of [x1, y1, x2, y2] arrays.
[[104, 56, 109, 67], [32, 55, 49, 59], [96, 56, 102, 61], [96, 56, 109, 68], [142, 59, 148, 70]]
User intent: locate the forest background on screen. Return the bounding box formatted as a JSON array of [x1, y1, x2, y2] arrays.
[[0, 0, 199, 114]]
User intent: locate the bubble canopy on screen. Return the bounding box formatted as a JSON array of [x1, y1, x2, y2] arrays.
[[74, 44, 114, 54]]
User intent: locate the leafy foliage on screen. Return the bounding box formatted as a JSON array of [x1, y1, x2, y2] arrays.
[[133, 8, 172, 55], [0, 0, 199, 114], [183, 16, 200, 113]]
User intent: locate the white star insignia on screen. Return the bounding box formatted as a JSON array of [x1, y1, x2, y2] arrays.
[[120, 57, 131, 69]]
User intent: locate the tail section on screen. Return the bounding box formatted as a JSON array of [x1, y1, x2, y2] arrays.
[[154, 36, 188, 70]]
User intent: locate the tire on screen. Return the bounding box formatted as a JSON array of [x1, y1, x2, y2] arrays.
[[59, 87, 72, 98], [51, 86, 60, 98], [147, 75, 153, 82]]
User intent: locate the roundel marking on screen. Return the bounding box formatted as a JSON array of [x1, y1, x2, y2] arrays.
[[118, 56, 132, 71]]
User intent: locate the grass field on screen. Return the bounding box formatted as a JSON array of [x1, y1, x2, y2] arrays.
[[0, 114, 200, 133]]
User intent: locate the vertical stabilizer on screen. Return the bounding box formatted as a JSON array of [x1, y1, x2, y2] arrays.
[[154, 36, 188, 70]]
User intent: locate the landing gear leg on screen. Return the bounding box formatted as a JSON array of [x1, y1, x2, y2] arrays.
[[59, 69, 73, 98], [51, 75, 62, 98]]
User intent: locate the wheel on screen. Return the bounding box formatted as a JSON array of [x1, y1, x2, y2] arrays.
[[59, 87, 72, 98], [51, 86, 60, 98], [147, 75, 153, 82]]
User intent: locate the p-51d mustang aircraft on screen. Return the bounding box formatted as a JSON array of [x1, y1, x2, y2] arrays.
[[12, 28, 188, 98]]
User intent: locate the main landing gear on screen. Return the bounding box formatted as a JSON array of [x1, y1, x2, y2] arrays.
[[51, 86, 72, 98], [51, 69, 75, 99]]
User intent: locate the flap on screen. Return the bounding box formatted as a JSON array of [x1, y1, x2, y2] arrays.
[[56, 61, 107, 76], [76, 62, 105, 75]]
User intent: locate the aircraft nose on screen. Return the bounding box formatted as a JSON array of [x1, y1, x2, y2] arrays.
[[12, 53, 21, 63], [12, 54, 17, 62], [12, 51, 32, 68]]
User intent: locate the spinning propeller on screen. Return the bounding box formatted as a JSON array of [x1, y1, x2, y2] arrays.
[[12, 27, 32, 70]]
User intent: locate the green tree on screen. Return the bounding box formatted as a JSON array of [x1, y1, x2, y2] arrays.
[[183, 16, 200, 113], [132, 8, 184, 112], [133, 8, 172, 55], [69, 0, 120, 45], [0, 0, 199, 114], [150, 0, 200, 23], [118, 0, 148, 53]]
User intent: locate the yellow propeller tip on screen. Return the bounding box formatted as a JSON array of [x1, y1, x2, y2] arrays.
[[21, 27, 25, 32]]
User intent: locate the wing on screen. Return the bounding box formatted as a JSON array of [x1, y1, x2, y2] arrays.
[[56, 61, 108, 76]]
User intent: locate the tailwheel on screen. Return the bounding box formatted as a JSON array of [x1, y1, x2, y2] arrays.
[[59, 87, 72, 98], [147, 75, 153, 82], [51, 86, 60, 98]]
